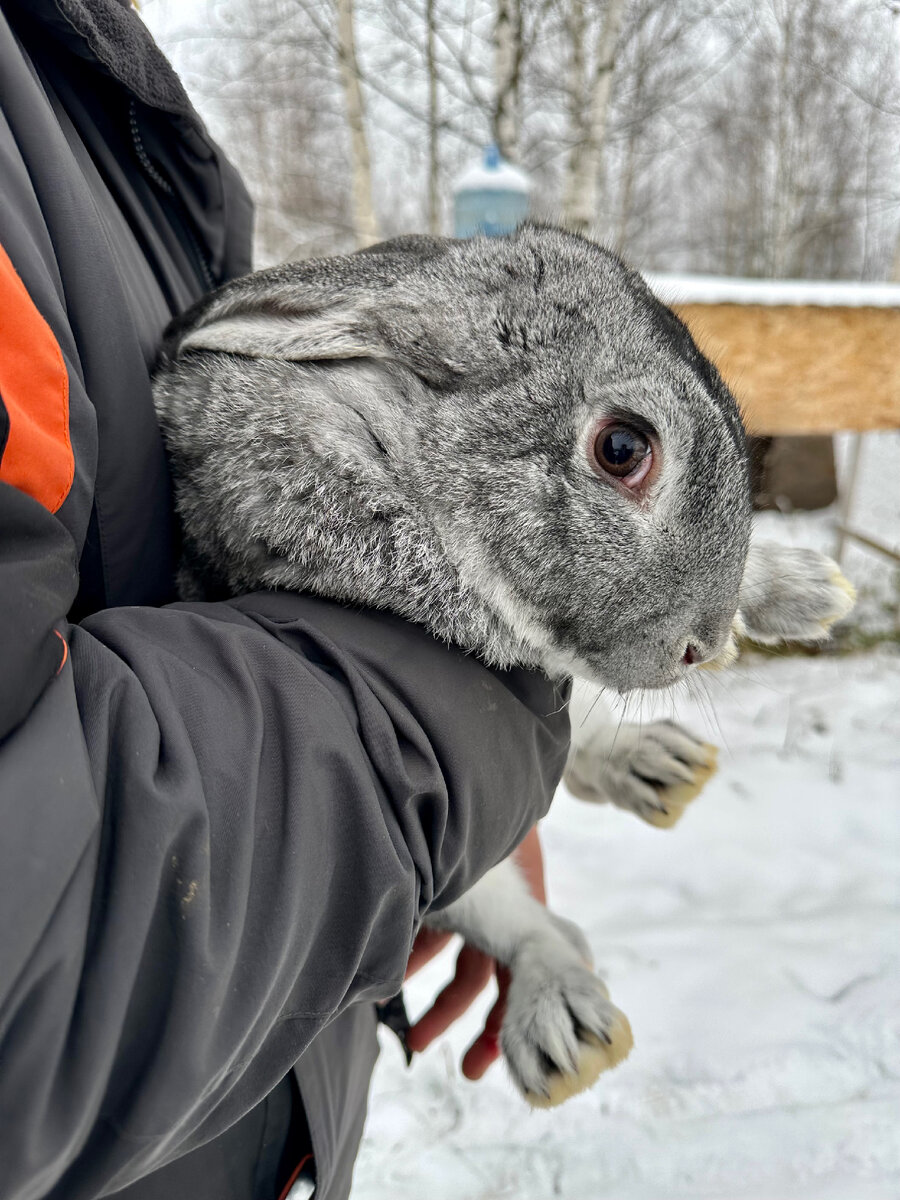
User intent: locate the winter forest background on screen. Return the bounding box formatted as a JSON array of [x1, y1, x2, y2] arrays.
[[144, 0, 900, 281]]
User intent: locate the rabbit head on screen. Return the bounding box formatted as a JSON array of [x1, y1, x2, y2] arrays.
[[154, 225, 751, 693]]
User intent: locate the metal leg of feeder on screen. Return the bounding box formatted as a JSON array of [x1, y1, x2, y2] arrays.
[[834, 432, 863, 568]]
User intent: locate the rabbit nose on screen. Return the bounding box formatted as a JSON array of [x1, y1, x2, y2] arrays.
[[681, 640, 718, 667], [681, 612, 737, 668]]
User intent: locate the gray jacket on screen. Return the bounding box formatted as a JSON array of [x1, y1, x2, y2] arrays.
[[0, 2, 569, 1197]]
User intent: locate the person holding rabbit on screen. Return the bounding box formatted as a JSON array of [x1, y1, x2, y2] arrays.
[[0, 3, 567, 1198], [0, 1, 854, 1197]]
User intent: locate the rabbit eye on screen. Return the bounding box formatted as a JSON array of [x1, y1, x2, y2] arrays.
[[591, 423, 652, 486]]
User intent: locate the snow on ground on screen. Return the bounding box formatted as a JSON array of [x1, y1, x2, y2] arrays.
[[354, 651, 900, 1200], [352, 435, 900, 1200]]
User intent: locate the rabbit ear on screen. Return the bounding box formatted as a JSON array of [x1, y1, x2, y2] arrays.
[[167, 246, 463, 387], [176, 307, 382, 362], [172, 260, 386, 363]]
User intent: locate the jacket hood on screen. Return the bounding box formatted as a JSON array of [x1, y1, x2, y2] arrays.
[[12, 0, 199, 123]]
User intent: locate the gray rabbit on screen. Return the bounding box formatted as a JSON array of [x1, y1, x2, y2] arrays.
[[153, 225, 853, 1107]]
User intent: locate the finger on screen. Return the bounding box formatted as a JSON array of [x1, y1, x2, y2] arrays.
[[406, 946, 495, 1053], [462, 966, 510, 1080], [405, 928, 454, 980]]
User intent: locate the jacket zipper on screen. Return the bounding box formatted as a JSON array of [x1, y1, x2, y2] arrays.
[[128, 98, 216, 293]]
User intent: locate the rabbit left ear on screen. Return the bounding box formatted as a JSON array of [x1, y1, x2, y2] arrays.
[[176, 299, 465, 391], [176, 304, 385, 363], [166, 247, 475, 389]]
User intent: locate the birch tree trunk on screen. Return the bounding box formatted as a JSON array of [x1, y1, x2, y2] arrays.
[[493, 0, 523, 160], [425, 0, 441, 234], [561, 0, 628, 236], [335, 0, 380, 247], [891, 236, 900, 283], [769, 1, 795, 278]]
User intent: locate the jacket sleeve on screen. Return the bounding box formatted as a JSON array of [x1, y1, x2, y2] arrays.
[[0, 482, 79, 737], [0, 583, 569, 1200], [0, 27, 569, 1189]]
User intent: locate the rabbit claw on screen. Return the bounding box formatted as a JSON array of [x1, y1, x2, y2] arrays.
[[501, 933, 632, 1108], [565, 718, 718, 829]]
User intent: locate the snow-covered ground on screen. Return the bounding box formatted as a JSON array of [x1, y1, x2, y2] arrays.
[[352, 434, 900, 1200]]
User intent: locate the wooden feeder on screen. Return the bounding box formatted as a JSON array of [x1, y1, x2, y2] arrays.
[[646, 274, 900, 563]]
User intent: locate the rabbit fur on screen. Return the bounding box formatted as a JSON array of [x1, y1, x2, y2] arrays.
[[153, 225, 854, 1107], [155, 225, 751, 694]]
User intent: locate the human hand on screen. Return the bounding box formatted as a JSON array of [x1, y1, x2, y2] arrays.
[[404, 826, 546, 1080]]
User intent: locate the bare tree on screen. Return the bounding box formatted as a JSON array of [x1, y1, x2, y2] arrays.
[[560, 0, 628, 234], [677, 0, 900, 280], [143, 0, 900, 277], [493, 0, 524, 158], [424, 0, 441, 233], [336, 0, 380, 246]]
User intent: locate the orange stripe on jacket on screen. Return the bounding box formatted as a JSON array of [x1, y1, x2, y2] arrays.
[[0, 242, 74, 513]]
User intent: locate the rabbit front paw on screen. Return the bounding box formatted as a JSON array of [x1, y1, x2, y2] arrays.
[[739, 541, 855, 645], [502, 934, 632, 1108], [565, 719, 718, 829]]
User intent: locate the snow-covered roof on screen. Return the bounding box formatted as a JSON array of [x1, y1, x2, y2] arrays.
[[645, 272, 900, 309], [453, 158, 531, 195]]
